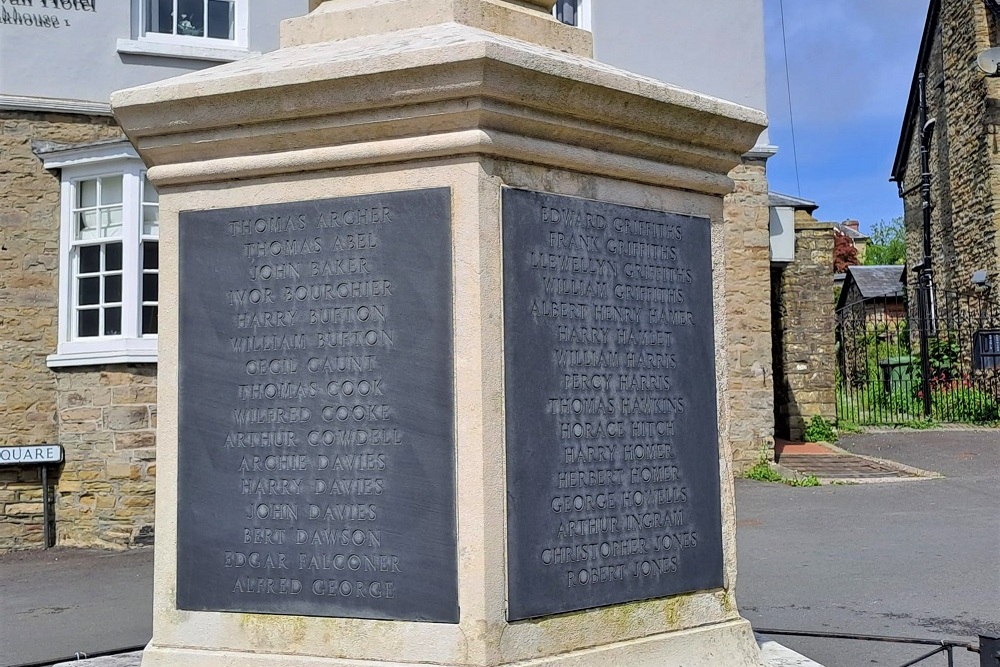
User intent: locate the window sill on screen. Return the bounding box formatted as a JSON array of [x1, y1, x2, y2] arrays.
[[116, 38, 256, 63], [47, 341, 157, 368]]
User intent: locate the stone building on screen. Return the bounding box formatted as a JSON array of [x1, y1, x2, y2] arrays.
[[833, 220, 870, 264], [0, 0, 310, 553], [891, 0, 1000, 306]]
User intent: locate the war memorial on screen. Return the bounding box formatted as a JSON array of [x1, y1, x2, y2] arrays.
[[110, 0, 769, 664]]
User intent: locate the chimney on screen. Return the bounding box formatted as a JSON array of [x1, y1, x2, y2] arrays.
[[843, 219, 860, 231]]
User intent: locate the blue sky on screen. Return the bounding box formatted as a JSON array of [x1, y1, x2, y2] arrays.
[[763, 0, 928, 234]]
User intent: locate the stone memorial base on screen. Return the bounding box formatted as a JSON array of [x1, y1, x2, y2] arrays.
[[140, 621, 760, 667], [112, 1, 767, 666]]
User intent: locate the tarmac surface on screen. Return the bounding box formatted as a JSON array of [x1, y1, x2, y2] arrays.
[[736, 429, 1000, 667], [1, 430, 996, 667], [0, 548, 152, 666]]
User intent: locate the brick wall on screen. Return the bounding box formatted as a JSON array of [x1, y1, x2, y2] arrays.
[[771, 216, 836, 441], [723, 156, 774, 471]]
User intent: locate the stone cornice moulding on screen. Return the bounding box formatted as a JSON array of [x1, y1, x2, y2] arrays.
[[145, 128, 735, 194], [113, 23, 766, 193], [0, 94, 113, 117], [128, 93, 749, 188]]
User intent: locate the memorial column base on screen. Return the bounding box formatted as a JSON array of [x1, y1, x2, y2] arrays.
[[141, 619, 761, 667], [112, 5, 768, 667]]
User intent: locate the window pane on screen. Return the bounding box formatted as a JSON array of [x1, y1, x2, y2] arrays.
[[104, 307, 122, 336], [143, 306, 159, 335], [207, 0, 233, 39], [77, 210, 98, 240], [143, 273, 159, 303], [79, 277, 100, 306], [79, 245, 101, 274], [101, 175, 123, 205], [79, 179, 98, 207], [142, 177, 159, 204], [105, 242, 123, 272], [143, 242, 159, 270], [143, 206, 160, 237], [78, 309, 99, 337], [105, 275, 123, 304], [178, 0, 205, 36], [147, 0, 174, 34], [101, 207, 123, 237]]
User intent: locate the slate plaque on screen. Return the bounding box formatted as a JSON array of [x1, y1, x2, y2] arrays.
[[177, 188, 458, 623], [502, 188, 724, 620]]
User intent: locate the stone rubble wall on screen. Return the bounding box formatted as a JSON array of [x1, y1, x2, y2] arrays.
[[0, 111, 157, 553], [723, 157, 775, 471], [54, 366, 157, 549], [0, 111, 119, 446], [0, 466, 49, 550], [901, 1, 997, 310], [771, 216, 836, 441]]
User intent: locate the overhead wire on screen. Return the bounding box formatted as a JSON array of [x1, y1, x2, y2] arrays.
[[778, 0, 802, 197]]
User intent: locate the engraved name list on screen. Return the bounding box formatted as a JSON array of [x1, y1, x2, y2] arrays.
[[177, 189, 458, 622], [502, 189, 724, 620]]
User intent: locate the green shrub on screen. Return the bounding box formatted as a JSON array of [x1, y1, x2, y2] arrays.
[[932, 386, 999, 423], [785, 475, 821, 487], [803, 416, 837, 443], [837, 420, 864, 434], [743, 459, 782, 482], [885, 386, 921, 416]]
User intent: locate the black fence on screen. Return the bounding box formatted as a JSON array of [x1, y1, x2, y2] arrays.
[[757, 628, 997, 667], [836, 286, 1000, 425]]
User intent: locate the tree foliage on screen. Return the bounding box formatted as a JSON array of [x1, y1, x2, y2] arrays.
[[834, 232, 859, 273], [864, 216, 907, 266]]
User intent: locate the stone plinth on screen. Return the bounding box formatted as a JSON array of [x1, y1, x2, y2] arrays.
[[111, 2, 767, 665]]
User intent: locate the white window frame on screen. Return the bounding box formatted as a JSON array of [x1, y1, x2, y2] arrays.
[[577, 0, 591, 31], [44, 143, 159, 368], [554, 0, 591, 30], [117, 0, 251, 62]]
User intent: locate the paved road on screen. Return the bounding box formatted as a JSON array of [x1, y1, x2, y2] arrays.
[[0, 548, 152, 666], [1, 430, 995, 667], [736, 430, 1000, 667]]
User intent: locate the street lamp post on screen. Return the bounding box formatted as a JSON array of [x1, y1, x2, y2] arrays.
[[916, 72, 936, 419]]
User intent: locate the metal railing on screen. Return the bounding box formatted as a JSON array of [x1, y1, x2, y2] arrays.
[[757, 628, 998, 667], [836, 288, 1000, 425]]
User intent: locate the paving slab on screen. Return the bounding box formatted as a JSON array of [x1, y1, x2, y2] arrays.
[[50, 640, 827, 667], [774, 438, 938, 482], [52, 655, 142, 667], [776, 453, 924, 479]]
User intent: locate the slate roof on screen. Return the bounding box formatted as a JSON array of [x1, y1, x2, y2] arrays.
[[833, 222, 869, 241], [768, 191, 819, 213], [837, 265, 905, 309]]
